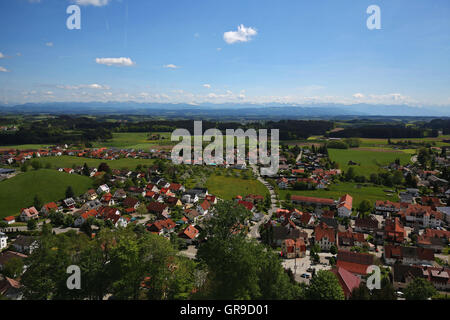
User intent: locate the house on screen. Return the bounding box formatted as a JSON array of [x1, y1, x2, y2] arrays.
[[85, 189, 98, 201], [3, 216, 15, 225], [0, 233, 7, 250], [123, 197, 140, 209], [168, 183, 185, 193], [300, 212, 315, 227], [147, 202, 170, 219], [331, 266, 361, 299], [314, 222, 336, 251], [40, 202, 59, 216], [337, 229, 365, 248], [270, 224, 308, 247], [383, 245, 434, 266], [205, 195, 217, 204], [97, 184, 110, 194], [393, 264, 450, 291], [10, 235, 38, 254], [147, 219, 176, 235], [184, 209, 201, 224], [336, 250, 374, 278], [179, 225, 199, 244], [337, 194, 353, 217], [417, 228, 450, 252], [0, 276, 23, 300], [165, 196, 182, 207], [354, 215, 379, 234], [20, 207, 39, 221], [97, 207, 128, 228], [245, 194, 265, 204], [113, 188, 127, 200], [436, 207, 450, 223], [101, 193, 115, 206], [74, 209, 98, 227], [281, 238, 306, 259], [237, 200, 254, 212], [400, 204, 443, 228], [384, 217, 405, 243], [80, 199, 102, 212], [59, 168, 74, 174], [0, 251, 27, 271], [127, 186, 146, 197], [375, 200, 401, 216], [189, 188, 208, 198], [182, 192, 199, 204], [63, 198, 76, 209]]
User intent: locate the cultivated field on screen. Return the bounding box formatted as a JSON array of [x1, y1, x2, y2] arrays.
[[0, 169, 93, 218]]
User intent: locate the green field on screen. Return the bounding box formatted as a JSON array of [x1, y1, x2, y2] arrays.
[[278, 182, 399, 209], [0, 144, 52, 150], [29, 156, 157, 170], [0, 169, 94, 218], [206, 175, 269, 200], [92, 132, 173, 150], [328, 148, 412, 177]]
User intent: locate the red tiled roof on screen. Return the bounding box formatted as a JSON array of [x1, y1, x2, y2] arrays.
[[291, 195, 335, 206], [314, 222, 335, 243], [180, 225, 199, 239]]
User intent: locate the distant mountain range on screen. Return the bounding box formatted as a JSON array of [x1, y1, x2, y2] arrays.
[[1, 102, 449, 119]]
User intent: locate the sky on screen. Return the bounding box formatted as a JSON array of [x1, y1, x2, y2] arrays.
[[0, 0, 449, 107]]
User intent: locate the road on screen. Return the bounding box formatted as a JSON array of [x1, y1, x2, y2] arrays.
[[248, 164, 279, 239], [295, 149, 303, 163]]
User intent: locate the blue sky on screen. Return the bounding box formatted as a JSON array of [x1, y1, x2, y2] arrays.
[[0, 0, 449, 106]]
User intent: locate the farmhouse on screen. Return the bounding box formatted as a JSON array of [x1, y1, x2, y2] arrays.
[[337, 194, 353, 217], [20, 207, 39, 221]]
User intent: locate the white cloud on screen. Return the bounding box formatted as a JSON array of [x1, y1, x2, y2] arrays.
[[0, 52, 4, 59], [163, 64, 179, 69], [223, 24, 257, 44], [57, 83, 110, 90], [45, 42, 54, 47], [352, 93, 365, 99], [73, 0, 110, 6], [203, 84, 211, 89], [0, 66, 9, 72], [95, 57, 135, 67]]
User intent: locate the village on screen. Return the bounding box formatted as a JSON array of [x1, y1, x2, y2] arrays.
[[0, 140, 449, 300]]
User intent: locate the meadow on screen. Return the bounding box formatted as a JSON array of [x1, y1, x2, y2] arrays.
[[206, 174, 269, 200], [328, 148, 412, 177], [278, 182, 399, 209], [92, 132, 174, 150], [0, 169, 93, 218], [30, 156, 157, 170]]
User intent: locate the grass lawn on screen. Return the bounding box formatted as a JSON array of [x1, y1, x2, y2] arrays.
[[29, 156, 157, 170], [0, 169, 94, 218], [328, 148, 412, 177], [206, 174, 269, 200], [278, 182, 399, 209]]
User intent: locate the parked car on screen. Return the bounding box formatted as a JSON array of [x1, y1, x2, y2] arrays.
[[301, 273, 310, 279]]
